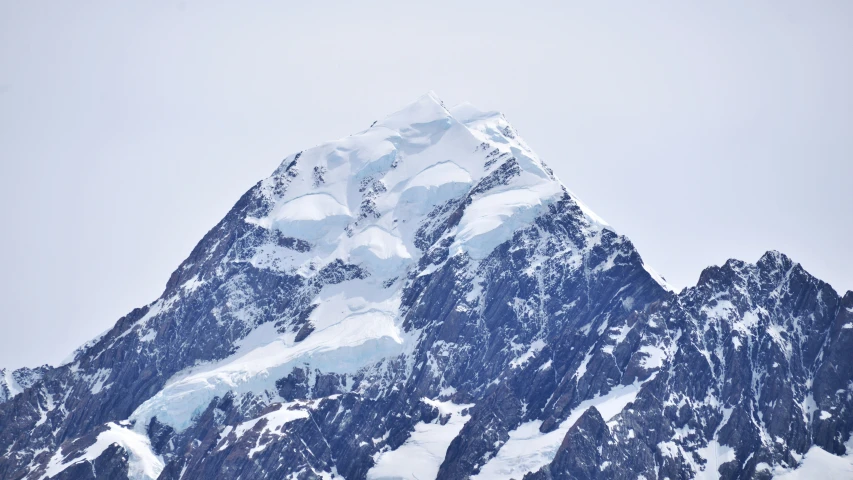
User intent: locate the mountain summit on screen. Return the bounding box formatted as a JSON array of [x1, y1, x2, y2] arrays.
[[1, 94, 851, 480]]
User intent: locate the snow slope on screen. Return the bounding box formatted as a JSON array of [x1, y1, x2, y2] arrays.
[[367, 399, 473, 480], [770, 446, 853, 478], [474, 377, 652, 480], [42, 423, 163, 480]]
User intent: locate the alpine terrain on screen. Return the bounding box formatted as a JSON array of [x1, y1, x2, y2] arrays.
[[1, 92, 852, 480]]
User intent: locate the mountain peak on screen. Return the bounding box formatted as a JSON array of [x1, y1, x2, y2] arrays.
[[253, 94, 568, 267], [757, 249, 794, 270], [3, 94, 849, 480], [127, 94, 581, 433], [377, 91, 451, 131]]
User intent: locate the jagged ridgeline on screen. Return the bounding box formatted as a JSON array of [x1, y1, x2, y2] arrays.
[[2, 93, 852, 480]]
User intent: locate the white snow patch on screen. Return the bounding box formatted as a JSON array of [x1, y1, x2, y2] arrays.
[[638, 345, 667, 370], [453, 184, 563, 260], [131, 286, 406, 432], [510, 340, 546, 369], [397, 161, 472, 215], [439, 385, 457, 397], [249, 193, 352, 241], [181, 275, 204, 293], [2, 368, 23, 398], [767, 324, 792, 358], [772, 446, 853, 478], [406, 161, 471, 190], [609, 324, 632, 345], [802, 393, 818, 422], [229, 403, 311, 457], [733, 311, 761, 335], [138, 329, 156, 343], [367, 399, 473, 480], [658, 441, 680, 459], [693, 407, 734, 480], [42, 423, 164, 480], [642, 262, 676, 292], [695, 440, 736, 480], [703, 301, 736, 322], [574, 350, 594, 380], [86, 368, 112, 395], [338, 226, 413, 275], [732, 336, 742, 350], [473, 378, 651, 480]]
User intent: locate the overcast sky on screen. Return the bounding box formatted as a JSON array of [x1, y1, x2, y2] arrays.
[[1, 1, 851, 370]]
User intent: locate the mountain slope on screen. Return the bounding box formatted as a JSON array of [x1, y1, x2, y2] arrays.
[[0, 93, 851, 480]]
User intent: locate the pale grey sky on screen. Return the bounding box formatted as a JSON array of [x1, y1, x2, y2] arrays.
[[1, 1, 851, 370]]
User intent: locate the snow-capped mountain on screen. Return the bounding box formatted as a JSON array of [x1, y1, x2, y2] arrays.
[[1, 93, 851, 480]]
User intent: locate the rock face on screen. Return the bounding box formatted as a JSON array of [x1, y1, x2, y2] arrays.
[[0, 93, 851, 480], [0, 366, 49, 404]]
